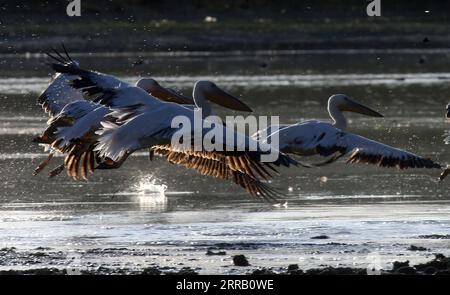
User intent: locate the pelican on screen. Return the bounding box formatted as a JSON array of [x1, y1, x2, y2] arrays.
[[255, 94, 441, 170], [34, 54, 255, 179], [38, 62, 297, 199], [91, 102, 296, 200], [439, 103, 450, 181], [34, 48, 195, 176]]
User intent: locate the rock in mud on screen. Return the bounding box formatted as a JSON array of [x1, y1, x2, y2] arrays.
[[311, 235, 329, 239], [287, 264, 299, 271], [233, 255, 250, 266], [414, 254, 450, 272], [407, 245, 428, 251], [392, 260, 410, 272]]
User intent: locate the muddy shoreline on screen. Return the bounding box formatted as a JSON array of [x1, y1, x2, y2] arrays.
[[1, 247, 449, 275]]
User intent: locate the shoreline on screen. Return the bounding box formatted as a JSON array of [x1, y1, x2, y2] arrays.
[[1, 247, 449, 275]]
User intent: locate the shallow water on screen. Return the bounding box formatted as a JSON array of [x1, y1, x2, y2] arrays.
[[1, 50, 450, 274]]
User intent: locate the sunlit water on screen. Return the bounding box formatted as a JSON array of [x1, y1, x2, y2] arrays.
[[1, 50, 450, 274]]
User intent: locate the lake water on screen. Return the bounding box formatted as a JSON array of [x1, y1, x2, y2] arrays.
[[1, 50, 450, 274]]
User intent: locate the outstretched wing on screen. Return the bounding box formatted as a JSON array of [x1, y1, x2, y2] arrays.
[[34, 100, 101, 146], [49, 59, 132, 103], [91, 105, 296, 200], [39, 46, 128, 116], [270, 121, 441, 169], [38, 72, 85, 117], [151, 145, 285, 201]]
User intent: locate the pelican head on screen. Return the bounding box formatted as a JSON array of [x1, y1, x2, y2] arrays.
[[135, 78, 193, 105], [328, 94, 384, 118], [194, 80, 253, 112]]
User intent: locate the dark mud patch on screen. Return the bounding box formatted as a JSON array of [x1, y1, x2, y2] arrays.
[[417, 234, 450, 239]]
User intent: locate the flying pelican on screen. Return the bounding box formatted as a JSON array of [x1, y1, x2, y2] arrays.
[[439, 103, 450, 181], [34, 52, 255, 179], [38, 62, 297, 199], [255, 94, 441, 170], [91, 103, 295, 200], [36, 80, 253, 180], [34, 48, 194, 176]]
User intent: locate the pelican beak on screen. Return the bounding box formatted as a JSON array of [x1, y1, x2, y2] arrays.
[[151, 86, 194, 105], [205, 86, 253, 112], [341, 99, 384, 117]]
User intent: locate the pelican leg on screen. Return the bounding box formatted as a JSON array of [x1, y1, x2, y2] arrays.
[[439, 166, 450, 181], [48, 164, 65, 178], [33, 153, 54, 175]]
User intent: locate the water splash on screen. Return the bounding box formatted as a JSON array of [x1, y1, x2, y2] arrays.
[[132, 175, 168, 211]]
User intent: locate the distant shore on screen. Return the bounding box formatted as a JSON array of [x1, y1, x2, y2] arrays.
[[2, 1, 450, 54]]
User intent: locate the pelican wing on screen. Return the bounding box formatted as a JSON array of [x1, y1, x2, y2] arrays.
[[40, 48, 128, 117], [271, 121, 440, 169], [91, 105, 296, 199], [50, 61, 189, 107], [37, 73, 85, 117], [34, 100, 101, 146], [151, 145, 284, 201], [50, 61, 133, 103], [94, 105, 296, 174]]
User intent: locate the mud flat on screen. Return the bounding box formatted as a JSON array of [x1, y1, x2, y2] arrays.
[[1, 247, 450, 275]]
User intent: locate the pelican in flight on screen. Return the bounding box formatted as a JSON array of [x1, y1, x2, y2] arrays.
[[34, 54, 253, 179], [34, 60, 292, 200], [439, 103, 450, 180], [34, 47, 193, 176], [255, 94, 441, 170]]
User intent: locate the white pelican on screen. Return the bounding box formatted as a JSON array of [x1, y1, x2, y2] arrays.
[[255, 94, 441, 170], [91, 101, 296, 200], [33, 61, 289, 199], [35, 55, 254, 179], [36, 80, 254, 179], [34, 51, 193, 176], [38, 63, 296, 199]]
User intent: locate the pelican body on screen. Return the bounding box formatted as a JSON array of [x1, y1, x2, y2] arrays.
[[257, 94, 441, 170], [34, 48, 192, 176]]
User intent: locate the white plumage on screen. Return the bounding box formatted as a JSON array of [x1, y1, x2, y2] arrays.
[[255, 94, 441, 170]]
